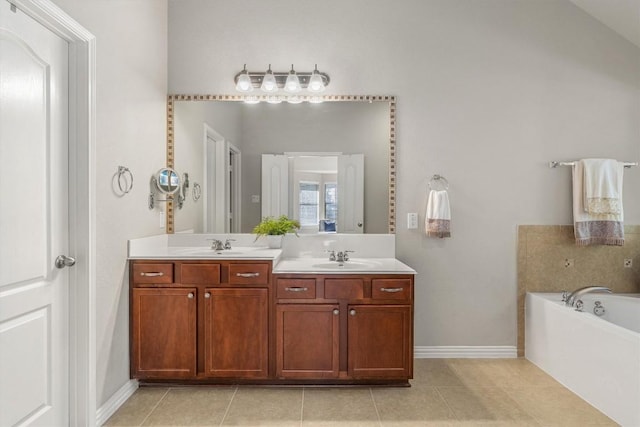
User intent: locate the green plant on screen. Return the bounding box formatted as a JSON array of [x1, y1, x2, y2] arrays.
[[252, 215, 300, 239]]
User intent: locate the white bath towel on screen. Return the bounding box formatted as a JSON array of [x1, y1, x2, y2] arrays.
[[582, 158, 622, 215], [426, 190, 451, 238], [573, 160, 624, 246]]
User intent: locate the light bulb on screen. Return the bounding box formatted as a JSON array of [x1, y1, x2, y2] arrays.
[[260, 64, 278, 92], [284, 64, 301, 93], [235, 64, 253, 92], [307, 65, 325, 93]]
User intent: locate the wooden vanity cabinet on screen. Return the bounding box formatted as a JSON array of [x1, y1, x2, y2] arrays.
[[274, 274, 414, 382], [204, 288, 268, 378], [130, 260, 271, 381], [131, 287, 197, 379]]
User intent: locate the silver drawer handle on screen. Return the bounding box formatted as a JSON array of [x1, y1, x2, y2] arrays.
[[333, 309, 339, 315], [205, 292, 211, 298], [236, 272, 260, 278], [349, 309, 356, 316], [187, 293, 194, 299], [285, 287, 308, 292], [140, 272, 164, 277], [380, 287, 403, 293]]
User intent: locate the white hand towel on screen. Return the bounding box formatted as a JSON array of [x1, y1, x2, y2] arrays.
[[426, 190, 451, 238], [582, 158, 623, 214], [573, 160, 624, 246]]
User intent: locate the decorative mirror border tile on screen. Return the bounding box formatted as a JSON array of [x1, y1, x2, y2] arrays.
[[165, 94, 397, 234]]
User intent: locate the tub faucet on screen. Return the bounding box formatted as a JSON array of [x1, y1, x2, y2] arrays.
[[565, 286, 612, 307]]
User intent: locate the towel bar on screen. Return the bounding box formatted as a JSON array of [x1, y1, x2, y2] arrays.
[[549, 161, 638, 169]]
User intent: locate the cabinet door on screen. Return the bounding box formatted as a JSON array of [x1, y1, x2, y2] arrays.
[[204, 288, 268, 378], [276, 304, 339, 378], [348, 305, 412, 379], [131, 288, 197, 379]]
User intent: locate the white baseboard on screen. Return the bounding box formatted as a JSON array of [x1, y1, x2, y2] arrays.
[[96, 379, 138, 426], [414, 346, 517, 358]]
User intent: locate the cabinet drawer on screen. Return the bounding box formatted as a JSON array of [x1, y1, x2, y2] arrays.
[[132, 263, 174, 284], [372, 279, 412, 301], [229, 263, 269, 285], [276, 279, 316, 299], [181, 263, 221, 284], [324, 279, 364, 300]]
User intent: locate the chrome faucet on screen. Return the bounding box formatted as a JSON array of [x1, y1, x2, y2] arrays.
[[337, 250, 354, 262], [208, 238, 234, 251], [326, 250, 354, 262], [565, 286, 612, 307]]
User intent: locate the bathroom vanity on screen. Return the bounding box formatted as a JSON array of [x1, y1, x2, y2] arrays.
[[128, 234, 415, 385]]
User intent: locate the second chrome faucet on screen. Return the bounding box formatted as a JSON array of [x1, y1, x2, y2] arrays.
[[327, 250, 354, 263]]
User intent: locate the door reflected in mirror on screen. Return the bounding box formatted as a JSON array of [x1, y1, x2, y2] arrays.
[[262, 153, 364, 234], [167, 95, 396, 234]]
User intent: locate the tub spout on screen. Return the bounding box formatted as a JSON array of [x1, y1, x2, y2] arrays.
[[565, 286, 612, 307]]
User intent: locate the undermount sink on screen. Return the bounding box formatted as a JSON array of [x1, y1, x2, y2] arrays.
[[311, 261, 377, 270], [173, 248, 254, 256]]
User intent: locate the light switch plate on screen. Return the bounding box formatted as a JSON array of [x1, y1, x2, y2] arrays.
[[407, 213, 418, 229]]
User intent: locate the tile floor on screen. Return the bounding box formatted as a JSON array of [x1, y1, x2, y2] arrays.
[[104, 359, 619, 426]]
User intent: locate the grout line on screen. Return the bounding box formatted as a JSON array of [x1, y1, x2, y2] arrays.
[[433, 386, 460, 422], [369, 388, 383, 427], [218, 386, 238, 426], [300, 387, 305, 427], [138, 388, 170, 426]]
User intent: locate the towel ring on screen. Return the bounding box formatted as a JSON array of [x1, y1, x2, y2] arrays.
[[428, 174, 449, 191], [113, 165, 134, 196]]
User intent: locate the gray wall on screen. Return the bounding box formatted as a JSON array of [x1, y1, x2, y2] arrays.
[[169, 0, 640, 348], [53, 0, 168, 408]]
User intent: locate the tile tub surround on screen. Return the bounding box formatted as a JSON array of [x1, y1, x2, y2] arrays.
[[104, 358, 617, 426], [517, 225, 640, 356]]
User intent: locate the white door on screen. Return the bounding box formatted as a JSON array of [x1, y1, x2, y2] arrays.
[[0, 3, 70, 426], [337, 154, 364, 233], [261, 154, 289, 219], [204, 126, 242, 233]]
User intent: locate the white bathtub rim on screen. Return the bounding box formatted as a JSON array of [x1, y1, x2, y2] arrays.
[[527, 292, 640, 342]]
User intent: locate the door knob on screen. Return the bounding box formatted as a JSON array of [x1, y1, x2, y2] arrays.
[[55, 255, 76, 269]]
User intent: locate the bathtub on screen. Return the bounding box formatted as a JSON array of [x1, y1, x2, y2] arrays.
[[525, 292, 640, 427]]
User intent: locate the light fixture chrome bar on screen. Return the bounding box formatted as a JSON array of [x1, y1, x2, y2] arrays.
[[549, 161, 638, 168], [234, 70, 330, 90]]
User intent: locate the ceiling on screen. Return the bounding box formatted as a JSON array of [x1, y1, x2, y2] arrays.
[[569, 0, 640, 48]]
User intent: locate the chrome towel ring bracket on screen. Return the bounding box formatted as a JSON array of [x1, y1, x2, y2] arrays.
[[428, 174, 449, 191], [112, 165, 134, 196], [192, 182, 201, 202]]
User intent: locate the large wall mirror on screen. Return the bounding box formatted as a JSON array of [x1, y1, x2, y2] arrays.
[[166, 95, 396, 234]]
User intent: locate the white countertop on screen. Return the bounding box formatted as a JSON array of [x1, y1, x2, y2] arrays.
[[128, 245, 283, 260], [128, 234, 415, 274], [272, 257, 416, 274]]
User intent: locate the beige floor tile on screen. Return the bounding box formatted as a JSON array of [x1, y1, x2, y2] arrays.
[[492, 358, 563, 388], [445, 359, 560, 388], [103, 387, 169, 427], [222, 387, 302, 426], [505, 386, 619, 426], [372, 384, 456, 425], [436, 386, 537, 424], [142, 386, 236, 426], [302, 388, 379, 425], [411, 359, 464, 387]]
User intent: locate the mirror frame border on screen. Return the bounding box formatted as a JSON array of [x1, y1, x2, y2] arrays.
[[166, 94, 396, 234]]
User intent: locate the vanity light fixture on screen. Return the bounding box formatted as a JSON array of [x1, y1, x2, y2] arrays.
[[234, 64, 330, 94]]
